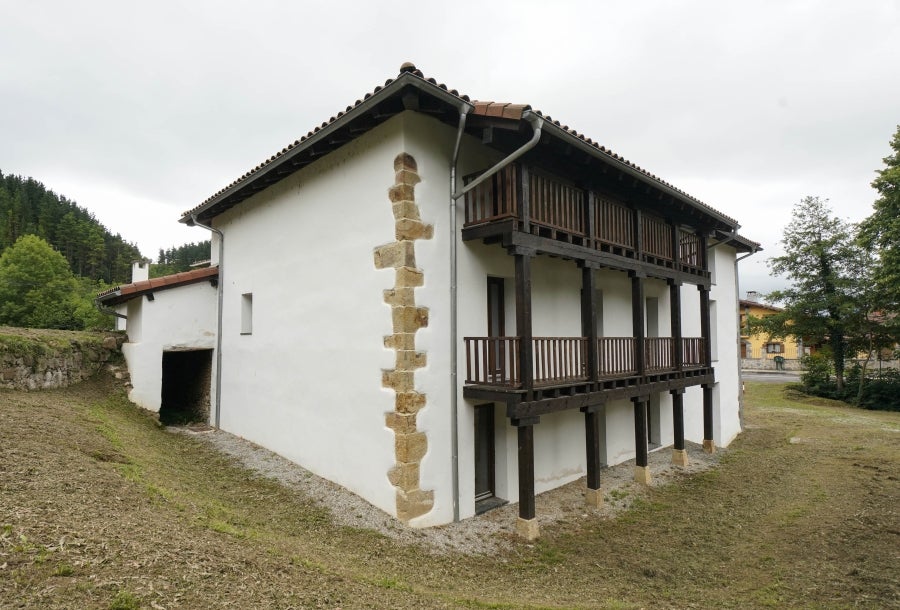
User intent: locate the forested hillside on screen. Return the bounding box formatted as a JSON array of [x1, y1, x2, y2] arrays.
[[152, 241, 211, 277], [0, 171, 210, 330], [0, 171, 143, 284]]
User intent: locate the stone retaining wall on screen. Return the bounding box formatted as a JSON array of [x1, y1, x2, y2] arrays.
[[0, 328, 125, 391]]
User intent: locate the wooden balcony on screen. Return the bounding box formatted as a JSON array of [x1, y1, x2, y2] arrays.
[[463, 164, 707, 279], [464, 336, 705, 389]]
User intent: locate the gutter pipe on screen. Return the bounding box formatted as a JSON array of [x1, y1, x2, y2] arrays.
[[188, 212, 225, 429], [449, 110, 467, 523], [448, 112, 543, 522]]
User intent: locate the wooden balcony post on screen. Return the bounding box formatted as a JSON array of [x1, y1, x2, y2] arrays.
[[633, 208, 643, 261], [581, 266, 599, 383], [585, 190, 597, 250], [517, 163, 531, 233], [698, 283, 715, 453], [514, 417, 539, 539], [669, 280, 683, 372], [583, 404, 604, 507], [515, 248, 535, 395], [671, 222, 681, 270], [671, 388, 689, 466], [632, 395, 651, 484], [631, 272, 646, 377], [703, 384, 715, 453], [698, 285, 712, 368]]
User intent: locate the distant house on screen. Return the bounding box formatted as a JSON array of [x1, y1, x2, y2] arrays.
[[739, 294, 813, 368], [101, 63, 759, 539]]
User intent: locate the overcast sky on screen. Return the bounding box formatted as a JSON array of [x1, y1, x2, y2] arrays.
[[2, 1, 897, 298]]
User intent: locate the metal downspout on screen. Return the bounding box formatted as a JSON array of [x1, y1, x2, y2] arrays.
[[453, 113, 544, 201], [449, 110, 467, 523], [189, 212, 225, 428], [449, 112, 542, 522]]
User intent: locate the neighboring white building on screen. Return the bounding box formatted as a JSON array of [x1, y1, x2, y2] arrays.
[[98, 263, 218, 422], [104, 64, 759, 538]]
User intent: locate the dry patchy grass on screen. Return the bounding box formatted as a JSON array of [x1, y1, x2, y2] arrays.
[[1, 377, 897, 609]]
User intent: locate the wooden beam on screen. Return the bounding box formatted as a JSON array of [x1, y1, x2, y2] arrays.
[[671, 389, 685, 451], [517, 423, 536, 520], [581, 267, 599, 383], [515, 252, 534, 396], [585, 408, 602, 491], [633, 396, 649, 468], [631, 273, 646, 377]]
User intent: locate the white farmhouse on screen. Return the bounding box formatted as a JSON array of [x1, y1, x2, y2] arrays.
[[101, 63, 759, 539]]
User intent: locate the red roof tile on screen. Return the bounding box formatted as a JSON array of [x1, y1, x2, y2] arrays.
[[97, 266, 219, 305], [182, 62, 739, 230]]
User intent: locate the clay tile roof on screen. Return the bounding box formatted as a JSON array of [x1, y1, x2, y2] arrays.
[[184, 62, 740, 230], [97, 266, 219, 306]]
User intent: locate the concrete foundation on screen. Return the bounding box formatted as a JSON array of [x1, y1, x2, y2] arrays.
[[516, 517, 540, 541], [671, 449, 690, 467], [633, 465, 652, 485], [703, 439, 716, 454], [584, 487, 604, 509]]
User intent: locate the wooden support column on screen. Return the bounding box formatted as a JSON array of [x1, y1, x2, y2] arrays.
[[671, 221, 681, 271], [634, 208, 644, 261], [514, 249, 535, 397], [698, 283, 715, 453], [631, 272, 646, 377], [514, 417, 539, 540], [671, 388, 688, 466], [581, 265, 599, 384], [670, 280, 683, 372], [585, 190, 597, 250], [582, 404, 604, 507], [517, 164, 531, 233], [703, 385, 715, 454], [632, 395, 651, 484]]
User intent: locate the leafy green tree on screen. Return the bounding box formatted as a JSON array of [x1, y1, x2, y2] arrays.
[[0, 235, 80, 328], [755, 197, 864, 392], [858, 124, 900, 339]]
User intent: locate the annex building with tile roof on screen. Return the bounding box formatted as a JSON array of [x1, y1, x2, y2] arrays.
[[103, 63, 759, 538]]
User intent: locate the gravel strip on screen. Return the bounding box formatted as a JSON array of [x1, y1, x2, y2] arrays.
[[174, 426, 722, 555]]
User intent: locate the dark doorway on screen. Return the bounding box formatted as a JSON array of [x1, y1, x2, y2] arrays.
[[160, 349, 213, 425], [474, 404, 496, 508]]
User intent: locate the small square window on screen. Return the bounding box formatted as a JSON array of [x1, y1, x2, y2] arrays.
[[241, 293, 253, 335], [765, 342, 783, 354]]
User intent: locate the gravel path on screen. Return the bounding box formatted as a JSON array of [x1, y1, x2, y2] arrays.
[[175, 426, 722, 555]]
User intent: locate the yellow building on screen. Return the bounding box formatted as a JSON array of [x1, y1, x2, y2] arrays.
[[739, 297, 806, 362]]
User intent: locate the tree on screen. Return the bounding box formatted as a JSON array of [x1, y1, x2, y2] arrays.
[[0, 235, 80, 329], [757, 197, 864, 392], [858, 124, 900, 340]]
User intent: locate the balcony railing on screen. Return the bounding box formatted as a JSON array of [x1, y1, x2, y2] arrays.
[[463, 164, 706, 276], [464, 336, 706, 387]]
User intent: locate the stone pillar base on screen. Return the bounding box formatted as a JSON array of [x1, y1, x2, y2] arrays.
[[671, 449, 689, 467], [584, 487, 604, 509], [703, 439, 716, 454], [516, 517, 540, 541], [634, 465, 652, 485]]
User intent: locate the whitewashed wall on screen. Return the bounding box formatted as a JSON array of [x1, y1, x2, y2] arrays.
[[122, 281, 218, 411], [709, 244, 742, 446]]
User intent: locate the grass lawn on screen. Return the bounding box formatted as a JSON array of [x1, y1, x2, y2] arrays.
[[1, 377, 897, 609]]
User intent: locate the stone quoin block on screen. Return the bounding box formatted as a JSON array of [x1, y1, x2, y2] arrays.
[[395, 266, 424, 288], [378, 152, 435, 523]]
